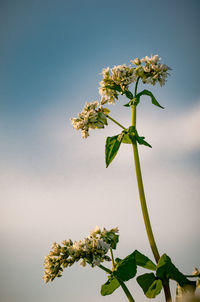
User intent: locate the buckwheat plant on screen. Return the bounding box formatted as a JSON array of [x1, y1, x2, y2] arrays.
[[43, 55, 200, 302]]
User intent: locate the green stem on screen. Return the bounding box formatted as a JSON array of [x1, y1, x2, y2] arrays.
[[109, 248, 115, 271], [131, 117, 160, 261], [185, 274, 200, 278], [132, 82, 160, 263], [105, 102, 160, 260], [117, 278, 135, 302], [98, 265, 135, 302], [98, 264, 112, 274], [131, 78, 172, 302], [107, 115, 126, 130], [134, 77, 140, 97]]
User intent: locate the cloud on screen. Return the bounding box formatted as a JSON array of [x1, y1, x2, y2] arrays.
[[140, 102, 200, 155]]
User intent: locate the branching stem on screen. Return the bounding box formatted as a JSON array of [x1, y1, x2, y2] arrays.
[[98, 265, 135, 302]]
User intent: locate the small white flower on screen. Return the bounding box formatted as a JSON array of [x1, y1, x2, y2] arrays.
[[73, 241, 82, 251], [111, 227, 119, 233], [91, 225, 100, 234], [42, 275, 50, 283], [71, 101, 108, 138], [92, 258, 101, 266], [81, 129, 89, 139], [131, 58, 141, 65], [80, 259, 86, 267], [130, 54, 170, 86], [97, 239, 110, 252], [192, 267, 200, 276]]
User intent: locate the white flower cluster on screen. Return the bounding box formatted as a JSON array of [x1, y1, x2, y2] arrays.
[[43, 226, 119, 283], [99, 65, 136, 105], [71, 101, 108, 138], [130, 55, 171, 86], [99, 55, 170, 105]]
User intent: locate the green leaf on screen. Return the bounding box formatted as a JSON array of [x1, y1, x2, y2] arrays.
[[124, 90, 134, 100], [123, 126, 152, 148], [135, 135, 152, 148], [121, 133, 133, 144], [105, 84, 122, 93], [137, 273, 163, 298], [101, 107, 110, 115], [136, 90, 164, 109], [105, 135, 122, 168], [156, 254, 196, 290], [102, 230, 119, 249], [124, 96, 140, 107], [101, 277, 120, 296], [120, 126, 134, 144], [121, 127, 135, 144], [124, 101, 133, 107], [98, 112, 108, 125], [108, 232, 119, 249], [114, 252, 137, 281], [134, 250, 156, 271], [105, 85, 133, 100]]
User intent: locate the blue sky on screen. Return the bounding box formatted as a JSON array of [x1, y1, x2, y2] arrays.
[[0, 1, 200, 302]]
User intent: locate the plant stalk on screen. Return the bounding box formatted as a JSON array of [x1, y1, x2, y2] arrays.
[[131, 107, 160, 262], [131, 78, 172, 302], [104, 79, 172, 301], [98, 265, 135, 302], [106, 115, 126, 130], [109, 248, 115, 271], [118, 278, 135, 302], [185, 274, 200, 278]]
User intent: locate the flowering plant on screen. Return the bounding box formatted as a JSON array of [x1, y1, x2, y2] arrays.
[[43, 55, 200, 302]]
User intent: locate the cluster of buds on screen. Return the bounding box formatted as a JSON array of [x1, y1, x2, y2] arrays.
[[71, 101, 108, 138], [43, 226, 119, 283], [99, 55, 170, 105], [131, 55, 171, 86], [111, 65, 136, 90], [99, 65, 136, 105], [99, 67, 119, 105]]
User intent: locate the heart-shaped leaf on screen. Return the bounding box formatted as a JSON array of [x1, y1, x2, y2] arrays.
[[114, 252, 137, 281], [137, 273, 163, 298], [134, 250, 156, 270], [156, 254, 196, 290], [101, 277, 120, 296]]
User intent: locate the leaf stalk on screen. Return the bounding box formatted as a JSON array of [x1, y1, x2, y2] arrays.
[[106, 115, 126, 130], [98, 265, 135, 302], [109, 248, 115, 271]]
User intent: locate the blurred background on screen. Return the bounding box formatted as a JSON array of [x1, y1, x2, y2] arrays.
[[0, 0, 200, 301]]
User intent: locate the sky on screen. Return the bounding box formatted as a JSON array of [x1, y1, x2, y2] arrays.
[[0, 0, 200, 302]]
